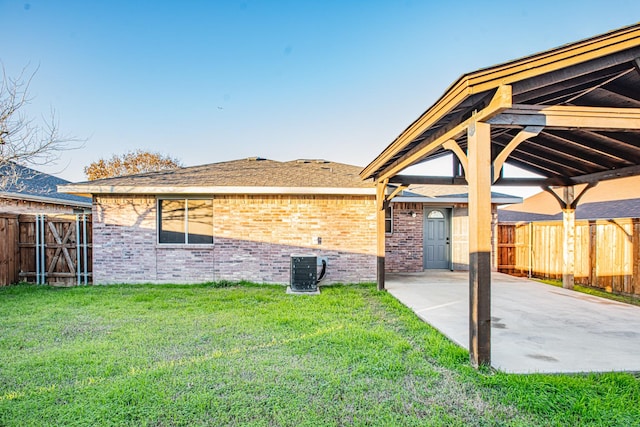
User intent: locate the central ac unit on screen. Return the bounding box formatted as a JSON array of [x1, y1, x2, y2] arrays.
[[290, 254, 318, 292]]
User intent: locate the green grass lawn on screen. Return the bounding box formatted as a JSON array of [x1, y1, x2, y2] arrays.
[[1, 283, 638, 426]]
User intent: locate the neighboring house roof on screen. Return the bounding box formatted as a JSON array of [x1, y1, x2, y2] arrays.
[[392, 184, 522, 204], [499, 199, 640, 222], [498, 176, 640, 222], [0, 162, 92, 207], [61, 158, 376, 196]]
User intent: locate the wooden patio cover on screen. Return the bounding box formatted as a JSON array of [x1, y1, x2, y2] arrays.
[[360, 23, 640, 367]]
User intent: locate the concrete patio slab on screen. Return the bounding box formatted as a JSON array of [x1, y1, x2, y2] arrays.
[[387, 271, 640, 374]]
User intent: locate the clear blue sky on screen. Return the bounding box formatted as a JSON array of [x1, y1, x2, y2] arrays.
[[1, 0, 638, 195]]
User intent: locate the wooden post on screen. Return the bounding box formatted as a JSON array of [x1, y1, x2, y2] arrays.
[[467, 121, 492, 367], [562, 186, 575, 290], [376, 180, 387, 291], [632, 218, 639, 296]]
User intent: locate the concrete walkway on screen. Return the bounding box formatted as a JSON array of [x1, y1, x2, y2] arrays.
[[387, 271, 640, 374]]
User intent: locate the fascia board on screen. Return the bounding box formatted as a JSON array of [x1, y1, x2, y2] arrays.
[[0, 192, 92, 208], [58, 185, 377, 196]]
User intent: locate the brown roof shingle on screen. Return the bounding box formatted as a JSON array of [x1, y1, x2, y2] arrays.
[[62, 158, 374, 194]]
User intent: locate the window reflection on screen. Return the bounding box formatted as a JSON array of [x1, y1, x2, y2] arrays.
[[187, 199, 213, 244], [158, 199, 213, 244]]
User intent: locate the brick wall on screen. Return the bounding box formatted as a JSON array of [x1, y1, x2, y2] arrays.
[[93, 195, 159, 283], [212, 195, 376, 284], [93, 194, 377, 285], [385, 202, 424, 272], [386, 202, 499, 272]]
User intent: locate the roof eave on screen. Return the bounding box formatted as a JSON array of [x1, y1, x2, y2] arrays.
[[0, 192, 92, 208], [58, 185, 377, 196]]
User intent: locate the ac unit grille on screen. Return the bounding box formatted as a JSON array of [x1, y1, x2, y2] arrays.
[[290, 255, 317, 292]]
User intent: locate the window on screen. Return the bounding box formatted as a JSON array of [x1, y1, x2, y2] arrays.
[[385, 206, 393, 234], [427, 210, 445, 219], [158, 198, 213, 244]]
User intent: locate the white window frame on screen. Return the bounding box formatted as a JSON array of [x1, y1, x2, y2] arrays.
[[157, 197, 214, 245]]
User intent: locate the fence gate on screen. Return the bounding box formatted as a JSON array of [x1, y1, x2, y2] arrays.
[[19, 214, 92, 286]]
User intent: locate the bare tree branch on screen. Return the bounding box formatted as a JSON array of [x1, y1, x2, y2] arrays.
[[0, 64, 83, 191]]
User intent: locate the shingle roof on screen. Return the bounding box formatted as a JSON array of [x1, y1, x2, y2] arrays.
[[61, 158, 375, 195], [0, 162, 91, 206], [59, 157, 522, 203]]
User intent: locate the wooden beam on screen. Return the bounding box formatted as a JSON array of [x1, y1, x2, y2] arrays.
[[501, 157, 570, 182], [376, 180, 388, 291], [492, 126, 543, 183], [578, 130, 640, 156], [500, 134, 608, 173], [376, 86, 512, 181], [360, 86, 502, 181], [541, 185, 569, 209], [568, 164, 640, 185], [359, 85, 473, 181], [468, 28, 640, 97], [492, 177, 554, 186], [541, 182, 597, 290], [488, 104, 640, 130], [389, 175, 467, 185], [388, 174, 554, 187], [363, 31, 640, 181], [498, 39, 640, 96], [442, 139, 469, 178], [562, 67, 635, 105], [409, 93, 496, 147], [571, 182, 596, 209], [467, 121, 492, 368], [541, 129, 633, 165], [500, 177, 560, 186], [385, 185, 407, 203], [514, 62, 637, 104], [541, 182, 596, 209], [599, 86, 640, 107], [377, 140, 449, 182], [506, 148, 588, 177]]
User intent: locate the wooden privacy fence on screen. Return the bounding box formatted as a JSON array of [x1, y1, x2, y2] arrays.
[[0, 213, 92, 286], [0, 214, 20, 286], [498, 218, 640, 296]]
